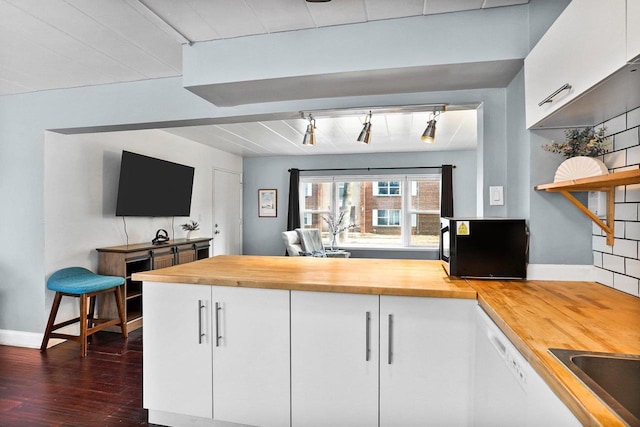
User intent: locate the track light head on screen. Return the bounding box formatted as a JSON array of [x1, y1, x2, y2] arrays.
[[302, 116, 316, 146], [421, 111, 441, 143], [357, 112, 372, 144]]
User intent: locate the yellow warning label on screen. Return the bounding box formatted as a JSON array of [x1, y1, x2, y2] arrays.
[[457, 221, 470, 236]]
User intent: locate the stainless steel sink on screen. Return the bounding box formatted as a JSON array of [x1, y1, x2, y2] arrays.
[[549, 349, 640, 427]]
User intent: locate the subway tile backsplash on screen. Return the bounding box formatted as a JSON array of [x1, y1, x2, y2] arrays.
[[593, 107, 640, 297]]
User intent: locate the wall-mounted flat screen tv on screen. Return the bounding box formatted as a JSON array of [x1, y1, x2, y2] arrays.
[[115, 151, 195, 217]]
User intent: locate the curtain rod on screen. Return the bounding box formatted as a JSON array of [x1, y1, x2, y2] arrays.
[[288, 165, 455, 173]]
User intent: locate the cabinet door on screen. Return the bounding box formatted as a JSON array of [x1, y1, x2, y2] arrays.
[[176, 245, 196, 264], [143, 282, 212, 419], [629, 0, 640, 62], [525, 0, 626, 128], [212, 286, 290, 427], [152, 249, 175, 269], [380, 296, 475, 427], [291, 291, 379, 427]]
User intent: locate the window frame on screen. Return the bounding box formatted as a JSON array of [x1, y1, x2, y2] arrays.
[[300, 173, 441, 249]]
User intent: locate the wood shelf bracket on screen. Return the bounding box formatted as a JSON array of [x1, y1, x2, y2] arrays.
[[535, 169, 640, 247], [558, 189, 614, 246]]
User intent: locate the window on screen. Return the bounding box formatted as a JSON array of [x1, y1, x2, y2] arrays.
[[373, 181, 401, 196], [300, 174, 441, 248], [373, 209, 401, 226]]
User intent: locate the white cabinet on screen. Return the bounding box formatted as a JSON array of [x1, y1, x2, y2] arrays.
[[143, 282, 290, 427], [143, 282, 213, 420], [291, 291, 476, 427], [379, 296, 475, 427], [474, 307, 581, 427], [629, 0, 640, 62], [291, 291, 379, 427], [524, 0, 627, 128], [212, 286, 290, 427]]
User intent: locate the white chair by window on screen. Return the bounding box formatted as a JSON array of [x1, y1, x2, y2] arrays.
[[282, 228, 326, 257]]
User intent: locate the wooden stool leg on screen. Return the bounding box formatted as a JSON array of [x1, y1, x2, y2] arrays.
[[80, 294, 88, 357], [114, 286, 128, 338], [40, 292, 63, 352], [87, 296, 96, 344]]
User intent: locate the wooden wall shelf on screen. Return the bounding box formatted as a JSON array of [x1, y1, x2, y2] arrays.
[[534, 169, 640, 245]]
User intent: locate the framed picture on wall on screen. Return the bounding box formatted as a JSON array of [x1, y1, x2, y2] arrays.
[[258, 189, 277, 217]]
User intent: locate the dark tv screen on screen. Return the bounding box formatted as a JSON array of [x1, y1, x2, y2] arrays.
[[115, 151, 195, 217]]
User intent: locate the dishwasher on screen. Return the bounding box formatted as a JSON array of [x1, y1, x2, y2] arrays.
[[473, 307, 582, 426], [473, 306, 528, 426]]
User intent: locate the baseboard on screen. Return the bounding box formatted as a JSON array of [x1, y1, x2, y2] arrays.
[[0, 329, 64, 349], [527, 264, 596, 281]]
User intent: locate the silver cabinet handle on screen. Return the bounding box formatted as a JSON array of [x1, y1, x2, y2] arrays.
[[365, 311, 371, 361], [215, 302, 222, 347], [538, 83, 571, 106], [388, 314, 393, 365], [198, 300, 206, 344]]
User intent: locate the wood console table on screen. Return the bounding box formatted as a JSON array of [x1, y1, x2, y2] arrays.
[[96, 238, 211, 331]]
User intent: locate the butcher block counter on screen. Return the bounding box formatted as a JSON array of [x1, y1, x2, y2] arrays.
[[132, 255, 475, 299], [134, 255, 640, 426], [469, 279, 640, 427]]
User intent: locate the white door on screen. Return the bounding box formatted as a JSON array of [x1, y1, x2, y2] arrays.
[[212, 286, 290, 427], [291, 291, 379, 427], [379, 296, 475, 427], [143, 282, 213, 419], [213, 169, 242, 256]]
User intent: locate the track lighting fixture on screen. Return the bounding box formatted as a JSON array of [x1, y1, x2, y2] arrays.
[[357, 112, 372, 144], [421, 110, 441, 143], [298, 104, 451, 147], [302, 115, 316, 146]]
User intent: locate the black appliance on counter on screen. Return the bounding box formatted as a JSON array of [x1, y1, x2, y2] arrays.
[[440, 217, 528, 279]]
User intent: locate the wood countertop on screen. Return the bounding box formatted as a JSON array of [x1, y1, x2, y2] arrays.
[[132, 255, 475, 299], [134, 255, 640, 426], [468, 279, 640, 427]]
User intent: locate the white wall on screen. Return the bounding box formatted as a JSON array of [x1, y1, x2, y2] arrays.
[[43, 129, 242, 326]]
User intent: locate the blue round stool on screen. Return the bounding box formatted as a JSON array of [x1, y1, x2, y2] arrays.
[[40, 267, 128, 357]]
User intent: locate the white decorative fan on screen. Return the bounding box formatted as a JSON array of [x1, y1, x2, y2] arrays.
[[553, 156, 609, 183]]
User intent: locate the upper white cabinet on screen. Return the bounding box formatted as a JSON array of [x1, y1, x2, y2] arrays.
[[379, 296, 475, 427], [525, 0, 627, 128], [629, 0, 640, 62]]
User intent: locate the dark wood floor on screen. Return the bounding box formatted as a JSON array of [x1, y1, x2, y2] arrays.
[[0, 329, 149, 426]]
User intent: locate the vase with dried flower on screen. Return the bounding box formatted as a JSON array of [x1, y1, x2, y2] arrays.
[[322, 211, 354, 251], [181, 220, 200, 240], [542, 127, 610, 182]]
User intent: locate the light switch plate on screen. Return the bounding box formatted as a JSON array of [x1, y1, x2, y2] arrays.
[[489, 186, 504, 206]]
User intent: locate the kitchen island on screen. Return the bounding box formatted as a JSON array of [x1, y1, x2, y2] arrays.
[[134, 255, 639, 427]]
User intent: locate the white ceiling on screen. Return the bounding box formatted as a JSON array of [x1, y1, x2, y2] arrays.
[[1, 0, 523, 156], [163, 109, 478, 156]]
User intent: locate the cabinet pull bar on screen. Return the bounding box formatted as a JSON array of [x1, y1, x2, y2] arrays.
[[538, 83, 571, 106], [388, 314, 393, 365], [198, 300, 205, 344], [365, 311, 371, 361], [215, 302, 222, 347]]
